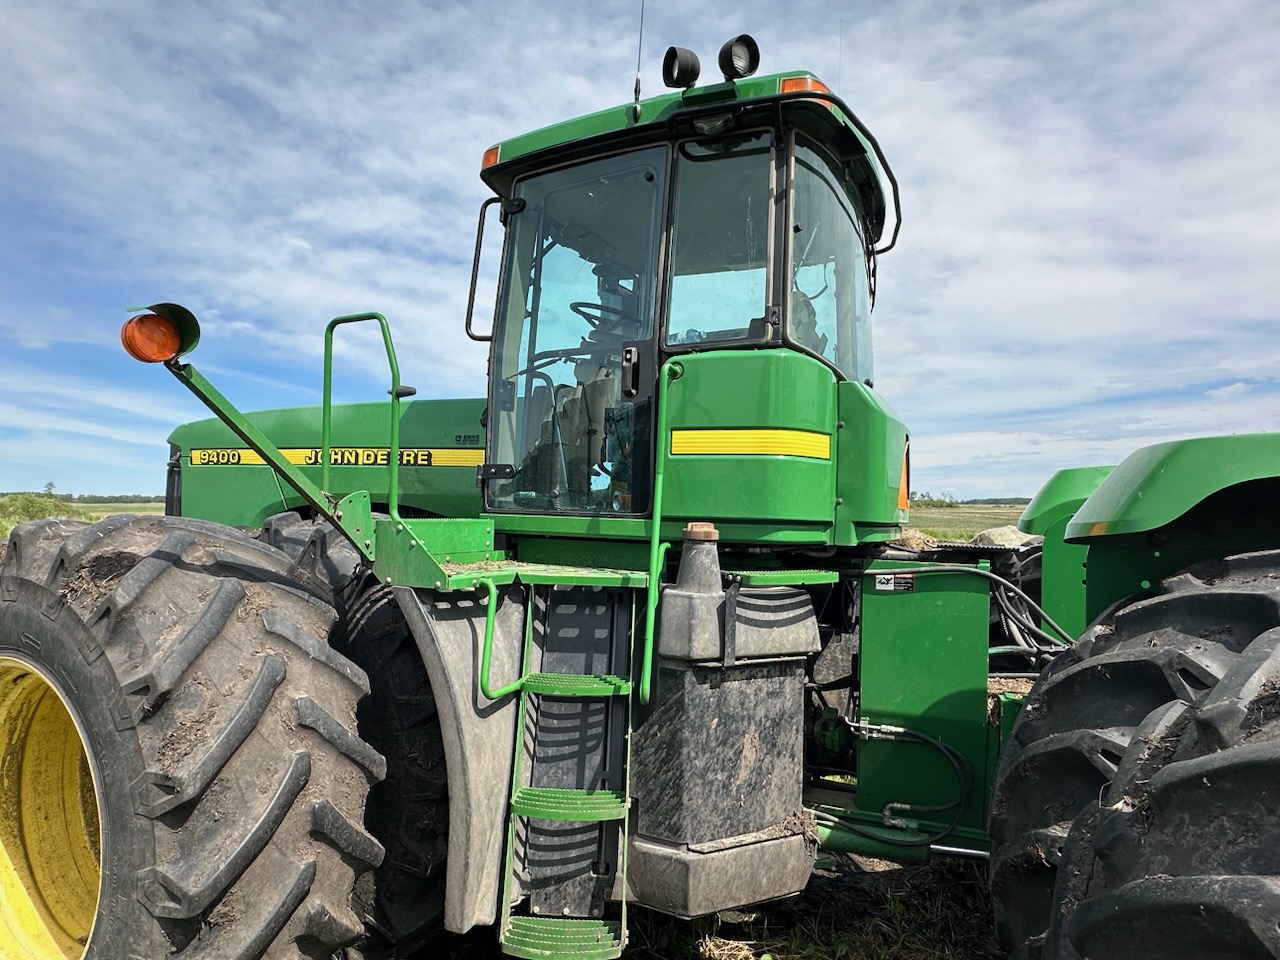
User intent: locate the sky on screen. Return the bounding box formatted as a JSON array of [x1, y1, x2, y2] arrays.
[[2, 0, 1278, 499]]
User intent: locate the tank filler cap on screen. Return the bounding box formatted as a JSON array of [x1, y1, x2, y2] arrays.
[[683, 522, 719, 542]]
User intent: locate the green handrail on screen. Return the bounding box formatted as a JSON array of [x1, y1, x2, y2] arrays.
[[640, 360, 681, 705], [322, 312, 408, 525], [478, 578, 524, 700]]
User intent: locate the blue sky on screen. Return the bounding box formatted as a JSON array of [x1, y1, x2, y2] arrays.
[[2, 0, 1278, 498]]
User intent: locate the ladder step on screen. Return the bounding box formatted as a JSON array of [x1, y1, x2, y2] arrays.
[[502, 917, 624, 959], [511, 787, 627, 822], [522, 673, 631, 697]]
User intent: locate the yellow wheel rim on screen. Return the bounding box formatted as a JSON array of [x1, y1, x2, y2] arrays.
[[0, 657, 101, 960]]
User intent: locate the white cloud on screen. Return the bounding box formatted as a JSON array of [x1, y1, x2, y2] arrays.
[[1205, 381, 1255, 401], [1, 0, 1278, 498]]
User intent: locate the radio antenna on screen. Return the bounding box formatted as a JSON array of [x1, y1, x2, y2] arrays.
[[631, 0, 646, 121], [838, 18, 845, 92]]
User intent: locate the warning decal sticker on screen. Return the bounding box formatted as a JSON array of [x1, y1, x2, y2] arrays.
[[873, 573, 915, 592]]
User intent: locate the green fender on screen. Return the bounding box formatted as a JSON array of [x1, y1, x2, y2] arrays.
[[1020, 466, 1115, 639], [1020, 466, 1116, 537], [1065, 433, 1280, 540], [1060, 433, 1280, 623]]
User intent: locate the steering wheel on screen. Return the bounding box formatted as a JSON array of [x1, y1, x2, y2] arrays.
[[570, 301, 639, 337]]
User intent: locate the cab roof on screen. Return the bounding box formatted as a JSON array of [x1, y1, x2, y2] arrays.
[[479, 70, 900, 252]]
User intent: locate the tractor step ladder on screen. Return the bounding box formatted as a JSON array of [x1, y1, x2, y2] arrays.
[[498, 574, 640, 960]]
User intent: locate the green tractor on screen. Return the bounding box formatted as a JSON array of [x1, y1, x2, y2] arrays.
[[3, 34, 1280, 960]]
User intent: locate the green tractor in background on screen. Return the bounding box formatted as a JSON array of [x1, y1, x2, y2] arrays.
[[3, 34, 1279, 960]]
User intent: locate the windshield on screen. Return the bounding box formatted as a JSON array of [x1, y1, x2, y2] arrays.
[[789, 135, 872, 382], [487, 147, 666, 514], [666, 131, 774, 347]]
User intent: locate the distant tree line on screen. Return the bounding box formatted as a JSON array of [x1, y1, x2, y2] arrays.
[[910, 491, 1031, 508], [1, 487, 163, 504]]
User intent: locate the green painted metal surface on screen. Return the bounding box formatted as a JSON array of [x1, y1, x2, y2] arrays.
[[858, 561, 993, 834], [320, 313, 407, 520], [484, 71, 889, 214], [640, 362, 679, 705], [510, 787, 628, 821], [813, 818, 929, 862], [1055, 435, 1280, 623], [369, 517, 498, 589], [834, 380, 909, 543], [170, 397, 485, 527], [492, 514, 836, 546], [1019, 465, 1115, 536], [1020, 466, 1114, 638], [502, 917, 624, 960], [722, 568, 840, 585], [489, 74, 790, 166], [167, 361, 340, 528], [505, 535, 651, 572], [1065, 433, 1280, 539], [521, 673, 632, 697], [447, 563, 649, 592], [660, 351, 836, 541]]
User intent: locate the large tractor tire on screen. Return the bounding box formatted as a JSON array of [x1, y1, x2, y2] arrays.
[[0, 515, 385, 960], [990, 549, 1280, 959], [260, 514, 449, 956]]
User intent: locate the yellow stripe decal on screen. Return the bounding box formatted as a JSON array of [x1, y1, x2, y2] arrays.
[[188, 447, 485, 467], [669, 429, 831, 460]]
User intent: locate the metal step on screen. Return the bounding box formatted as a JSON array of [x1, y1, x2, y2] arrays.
[[502, 917, 624, 960], [445, 561, 649, 590], [511, 787, 627, 822], [521, 672, 631, 697], [500, 584, 635, 955], [723, 567, 839, 585]]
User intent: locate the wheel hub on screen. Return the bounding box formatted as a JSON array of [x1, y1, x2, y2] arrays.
[[0, 656, 101, 959]]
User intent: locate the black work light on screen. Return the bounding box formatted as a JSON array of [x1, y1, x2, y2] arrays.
[[662, 46, 701, 88], [718, 34, 760, 81]]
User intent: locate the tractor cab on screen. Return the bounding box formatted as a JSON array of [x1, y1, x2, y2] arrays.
[[476, 61, 908, 543]]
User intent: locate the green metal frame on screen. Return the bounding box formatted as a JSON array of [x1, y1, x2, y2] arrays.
[[322, 312, 406, 537], [164, 359, 378, 557], [639, 361, 679, 705], [165, 311, 496, 579]]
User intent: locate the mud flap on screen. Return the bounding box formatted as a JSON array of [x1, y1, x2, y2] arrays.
[[393, 585, 523, 933]]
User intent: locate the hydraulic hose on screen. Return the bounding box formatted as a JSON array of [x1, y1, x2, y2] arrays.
[[814, 721, 973, 848], [863, 564, 1075, 646]]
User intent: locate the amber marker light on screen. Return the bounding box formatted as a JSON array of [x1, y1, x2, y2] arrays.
[[121, 313, 182, 363], [897, 443, 911, 511], [481, 144, 500, 170], [120, 302, 201, 362], [781, 76, 835, 111]]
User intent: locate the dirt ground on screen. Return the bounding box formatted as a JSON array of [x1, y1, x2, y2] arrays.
[[426, 855, 1001, 960]]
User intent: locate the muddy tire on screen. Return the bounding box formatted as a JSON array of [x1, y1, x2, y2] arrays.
[[0, 515, 384, 960], [262, 514, 449, 955], [990, 550, 1280, 959]]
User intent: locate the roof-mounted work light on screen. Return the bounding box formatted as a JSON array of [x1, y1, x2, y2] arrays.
[[120, 302, 201, 363], [662, 46, 701, 89], [718, 34, 760, 81]]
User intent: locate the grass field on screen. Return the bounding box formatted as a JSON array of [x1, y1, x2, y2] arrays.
[[80, 501, 166, 520], [908, 504, 1025, 541], [0, 495, 164, 539]]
